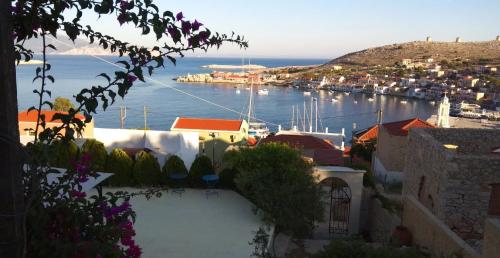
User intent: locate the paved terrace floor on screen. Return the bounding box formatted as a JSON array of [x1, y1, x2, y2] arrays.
[[104, 188, 262, 258]]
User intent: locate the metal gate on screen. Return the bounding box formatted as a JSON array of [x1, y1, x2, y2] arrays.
[[327, 178, 351, 236]]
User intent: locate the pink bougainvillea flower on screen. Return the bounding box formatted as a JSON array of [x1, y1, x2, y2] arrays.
[[176, 12, 183, 21], [181, 20, 191, 35], [191, 20, 203, 31], [127, 74, 137, 83], [119, 1, 128, 10], [117, 13, 127, 25]]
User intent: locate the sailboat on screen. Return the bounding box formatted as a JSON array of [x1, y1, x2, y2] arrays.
[[247, 80, 270, 139]]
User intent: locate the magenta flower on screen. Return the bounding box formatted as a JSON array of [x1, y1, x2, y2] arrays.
[[199, 31, 210, 43], [119, 1, 128, 10], [181, 21, 191, 35], [192, 20, 203, 31], [117, 13, 127, 25], [127, 74, 137, 83], [70, 190, 86, 199], [176, 12, 183, 21]]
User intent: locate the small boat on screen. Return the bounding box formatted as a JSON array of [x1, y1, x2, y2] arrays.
[[430, 101, 436, 105], [353, 100, 358, 104], [235, 89, 241, 94], [344, 92, 350, 96], [335, 95, 341, 99], [257, 89, 269, 95], [400, 100, 407, 104], [331, 99, 338, 103], [328, 91, 334, 95], [368, 98, 374, 102], [245, 87, 251, 91], [303, 91, 311, 96]]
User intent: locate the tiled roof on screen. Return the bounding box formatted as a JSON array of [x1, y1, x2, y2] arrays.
[[261, 134, 343, 165], [354, 125, 379, 142], [261, 134, 335, 150], [18, 110, 85, 123], [383, 118, 435, 136], [172, 117, 244, 132]]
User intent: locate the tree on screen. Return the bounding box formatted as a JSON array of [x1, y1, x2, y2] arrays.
[[105, 148, 134, 186], [52, 97, 75, 112], [188, 155, 214, 187], [7, 0, 246, 256], [48, 140, 80, 169], [81, 139, 108, 171], [227, 143, 324, 238], [132, 150, 162, 186]]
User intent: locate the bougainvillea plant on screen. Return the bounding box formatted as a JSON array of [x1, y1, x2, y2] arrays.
[[12, 0, 247, 257]]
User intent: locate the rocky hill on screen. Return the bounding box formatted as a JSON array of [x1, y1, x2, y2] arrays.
[[326, 40, 500, 67]]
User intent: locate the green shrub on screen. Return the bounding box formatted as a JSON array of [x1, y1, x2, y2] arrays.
[[81, 139, 107, 171], [162, 155, 188, 185], [218, 167, 239, 189], [48, 140, 79, 169], [132, 151, 161, 186], [313, 239, 425, 258], [228, 143, 323, 238], [105, 148, 134, 186], [188, 155, 214, 187]]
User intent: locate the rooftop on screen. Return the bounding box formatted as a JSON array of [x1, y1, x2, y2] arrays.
[[383, 118, 435, 136], [171, 117, 244, 132], [18, 110, 85, 123]]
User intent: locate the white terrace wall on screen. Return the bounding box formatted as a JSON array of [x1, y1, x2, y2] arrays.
[[403, 196, 480, 258], [93, 128, 199, 168]]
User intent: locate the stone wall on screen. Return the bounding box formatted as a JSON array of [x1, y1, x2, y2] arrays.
[[374, 126, 407, 172], [403, 196, 480, 258], [403, 128, 500, 250], [366, 195, 401, 243], [483, 218, 500, 258]]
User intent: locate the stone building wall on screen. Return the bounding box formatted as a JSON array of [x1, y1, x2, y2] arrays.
[[366, 196, 401, 243], [403, 196, 480, 258], [374, 127, 407, 172], [403, 128, 500, 248]]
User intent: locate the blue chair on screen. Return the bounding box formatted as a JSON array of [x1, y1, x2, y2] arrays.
[[202, 174, 219, 198], [169, 173, 188, 196]]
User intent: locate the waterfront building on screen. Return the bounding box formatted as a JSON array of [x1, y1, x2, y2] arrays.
[[170, 117, 249, 169], [18, 110, 94, 139], [436, 94, 450, 128]]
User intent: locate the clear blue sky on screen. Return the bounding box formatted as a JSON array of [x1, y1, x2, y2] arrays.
[[77, 0, 500, 59]]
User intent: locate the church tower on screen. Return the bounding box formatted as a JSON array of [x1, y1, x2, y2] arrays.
[[437, 94, 450, 128]]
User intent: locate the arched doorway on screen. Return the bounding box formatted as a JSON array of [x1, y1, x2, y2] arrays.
[[321, 177, 352, 236]]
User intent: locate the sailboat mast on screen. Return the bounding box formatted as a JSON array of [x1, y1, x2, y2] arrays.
[[315, 99, 318, 132], [303, 101, 306, 131], [247, 80, 253, 124]]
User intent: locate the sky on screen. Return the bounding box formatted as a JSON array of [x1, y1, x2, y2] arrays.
[[76, 0, 500, 59]]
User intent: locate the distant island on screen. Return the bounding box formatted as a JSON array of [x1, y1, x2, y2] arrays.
[[18, 60, 43, 65], [201, 64, 266, 70]]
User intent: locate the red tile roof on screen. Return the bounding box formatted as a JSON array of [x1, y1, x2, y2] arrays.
[[172, 117, 244, 131], [18, 110, 85, 123], [354, 125, 379, 142], [261, 134, 343, 165], [261, 134, 335, 150], [383, 118, 435, 136]]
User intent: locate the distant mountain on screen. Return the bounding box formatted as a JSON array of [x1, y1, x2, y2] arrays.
[[20, 35, 115, 56], [325, 40, 500, 67]]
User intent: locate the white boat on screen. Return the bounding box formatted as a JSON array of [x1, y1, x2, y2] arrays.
[[328, 91, 334, 96], [344, 92, 350, 96], [236, 89, 241, 94], [245, 87, 250, 91], [335, 95, 341, 99], [303, 91, 311, 96], [354, 100, 358, 104], [400, 100, 408, 104], [368, 98, 374, 102], [331, 99, 338, 103], [246, 84, 270, 139], [430, 101, 436, 105], [257, 89, 269, 95]]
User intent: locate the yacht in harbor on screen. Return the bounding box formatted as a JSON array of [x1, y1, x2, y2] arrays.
[[246, 83, 270, 139], [258, 89, 269, 95], [304, 91, 312, 96]]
